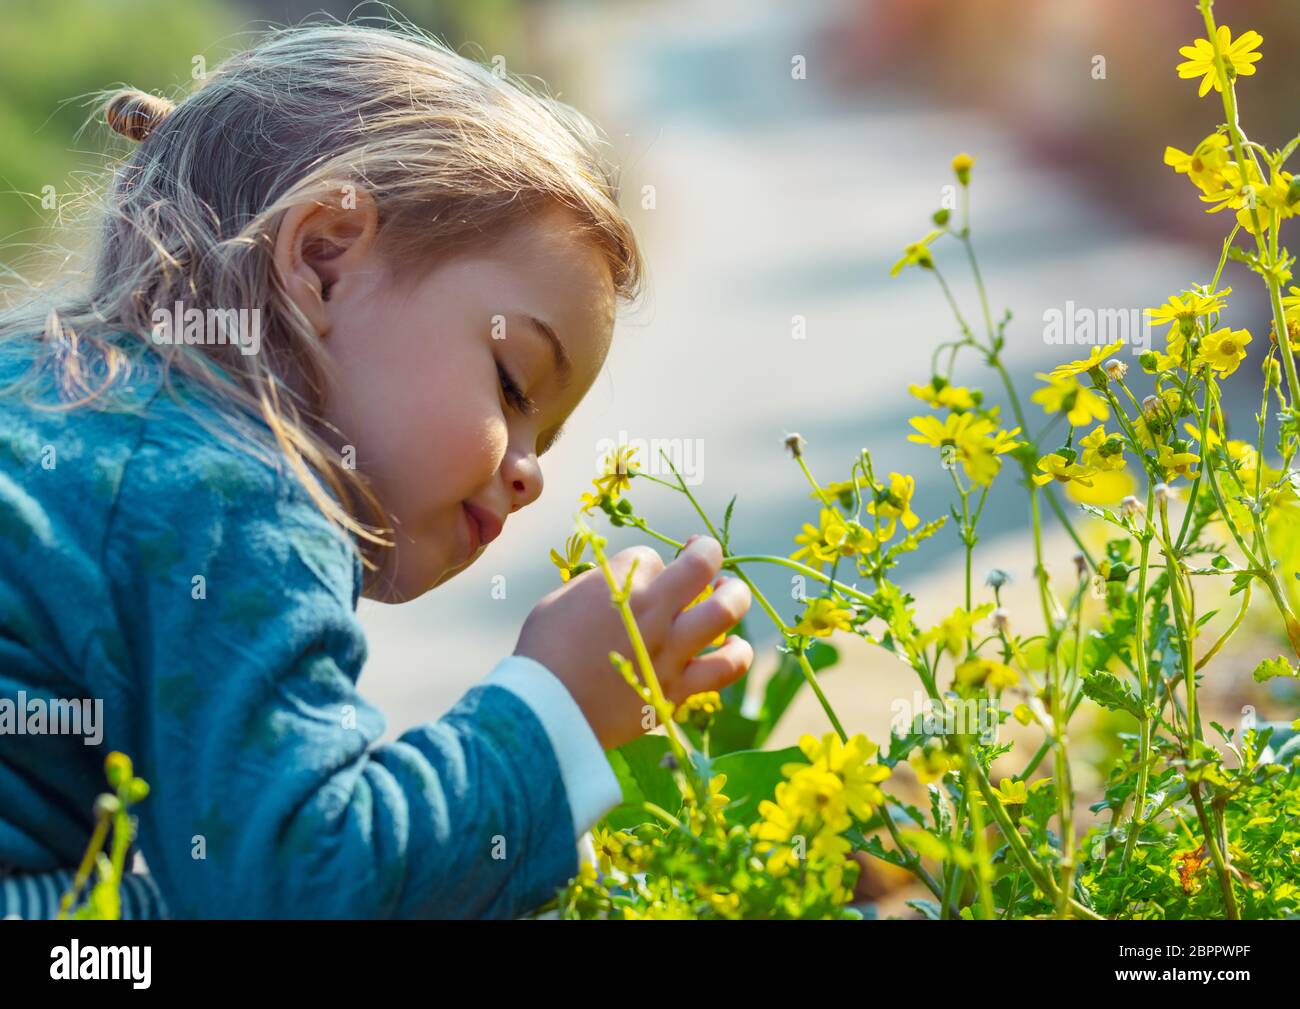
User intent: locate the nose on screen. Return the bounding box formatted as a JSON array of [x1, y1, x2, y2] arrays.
[[503, 448, 543, 513]]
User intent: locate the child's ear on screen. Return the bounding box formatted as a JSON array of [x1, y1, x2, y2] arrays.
[[273, 186, 380, 337]]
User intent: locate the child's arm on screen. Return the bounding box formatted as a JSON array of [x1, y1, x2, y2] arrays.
[[100, 426, 616, 919]]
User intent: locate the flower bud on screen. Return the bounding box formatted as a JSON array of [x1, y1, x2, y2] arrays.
[[932, 208, 950, 226], [951, 152, 975, 185], [985, 568, 1011, 590], [104, 752, 133, 789], [1138, 351, 1159, 374], [93, 793, 121, 820], [1264, 356, 1282, 389]]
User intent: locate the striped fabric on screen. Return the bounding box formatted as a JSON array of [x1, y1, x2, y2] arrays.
[[0, 866, 170, 920]]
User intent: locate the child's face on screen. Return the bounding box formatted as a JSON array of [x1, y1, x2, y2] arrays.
[[278, 202, 617, 602]]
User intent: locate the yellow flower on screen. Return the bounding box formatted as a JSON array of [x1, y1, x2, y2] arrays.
[[1176, 25, 1263, 98], [591, 825, 640, 875], [674, 689, 723, 725], [1164, 134, 1231, 193], [817, 478, 865, 507], [907, 413, 1022, 487], [923, 604, 994, 657], [791, 507, 847, 571], [774, 768, 852, 832], [869, 472, 920, 532], [593, 445, 639, 500], [1225, 439, 1260, 487], [841, 520, 884, 553], [955, 656, 1020, 691], [890, 230, 942, 277], [1031, 374, 1110, 427], [1183, 420, 1222, 451], [794, 596, 855, 637], [909, 746, 956, 786], [1078, 425, 1125, 472], [1147, 290, 1230, 357], [1281, 286, 1300, 324], [1199, 161, 1267, 230], [1203, 164, 1297, 234], [1066, 466, 1137, 505], [1033, 453, 1096, 487], [991, 777, 1029, 806], [1196, 327, 1251, 376], [796, 733, 891, 822], [1047, 339, 1127, 381], [909, 380, 977, 411], [549, 533, 588, 582], [1157, 444, 1200, 481]]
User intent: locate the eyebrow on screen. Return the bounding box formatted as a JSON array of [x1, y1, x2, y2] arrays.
[[528, 315, 571, 387]]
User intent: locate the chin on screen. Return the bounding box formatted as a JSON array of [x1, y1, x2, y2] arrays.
[[365, 555, 450, 604]]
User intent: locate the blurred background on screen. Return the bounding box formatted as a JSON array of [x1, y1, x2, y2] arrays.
[[4, 0, 1299, 894]]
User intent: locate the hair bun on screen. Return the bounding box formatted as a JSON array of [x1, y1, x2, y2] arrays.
[[105, 89, 173, 142]]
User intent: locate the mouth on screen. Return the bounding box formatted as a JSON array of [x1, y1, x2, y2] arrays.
[[462, 501, 504, 556]]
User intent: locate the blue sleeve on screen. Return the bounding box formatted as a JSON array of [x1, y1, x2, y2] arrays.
[[101, 422, 587, 919]]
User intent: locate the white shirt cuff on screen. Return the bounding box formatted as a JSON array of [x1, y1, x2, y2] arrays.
[[482, 655, 623, 839]]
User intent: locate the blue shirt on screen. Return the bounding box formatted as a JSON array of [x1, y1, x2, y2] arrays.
[[0, 332, 619, 918]]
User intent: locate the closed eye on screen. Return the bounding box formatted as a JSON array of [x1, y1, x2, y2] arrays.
[[496, 361, 538, 416]]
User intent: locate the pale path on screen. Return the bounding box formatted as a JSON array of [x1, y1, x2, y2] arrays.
[[357, 0, 1205, 734]]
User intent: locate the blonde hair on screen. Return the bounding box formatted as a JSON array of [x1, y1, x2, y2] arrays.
[[0, 20, 643, 580]]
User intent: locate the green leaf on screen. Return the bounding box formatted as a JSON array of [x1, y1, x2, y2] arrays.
[[712, 745, 806, 826], [1252, 655, 1298, 683], [603, 735, 677, 829], [1081, 671, 1145, 719]]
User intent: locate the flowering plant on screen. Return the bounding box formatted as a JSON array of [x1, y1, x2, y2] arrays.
[[57, 752, 151, 920], [549, 1, 1300, 920]]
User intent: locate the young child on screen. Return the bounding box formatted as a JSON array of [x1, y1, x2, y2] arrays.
[[0, 23, 753, 919]]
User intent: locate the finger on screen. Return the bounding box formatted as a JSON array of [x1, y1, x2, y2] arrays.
[[663, 576, 751, 660], [606, 544, 664, 590], [643, 536, 723, 619], [668, 636, 754, 701]]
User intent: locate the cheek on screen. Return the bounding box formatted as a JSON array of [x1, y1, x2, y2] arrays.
[[416, 376, 509, 496]]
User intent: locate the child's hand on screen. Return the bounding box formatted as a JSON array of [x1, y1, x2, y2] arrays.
[[515, 536, 753, 749]]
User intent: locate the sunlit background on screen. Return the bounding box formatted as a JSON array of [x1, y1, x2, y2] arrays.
[[4, 1, 1298, 796]]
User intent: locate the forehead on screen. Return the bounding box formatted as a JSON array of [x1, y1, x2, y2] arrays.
[[493, 208, 617, 372]]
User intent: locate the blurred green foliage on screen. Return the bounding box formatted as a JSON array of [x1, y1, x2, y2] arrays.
[[0, 0, 529, 272], [0, 0, 239, 258]]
